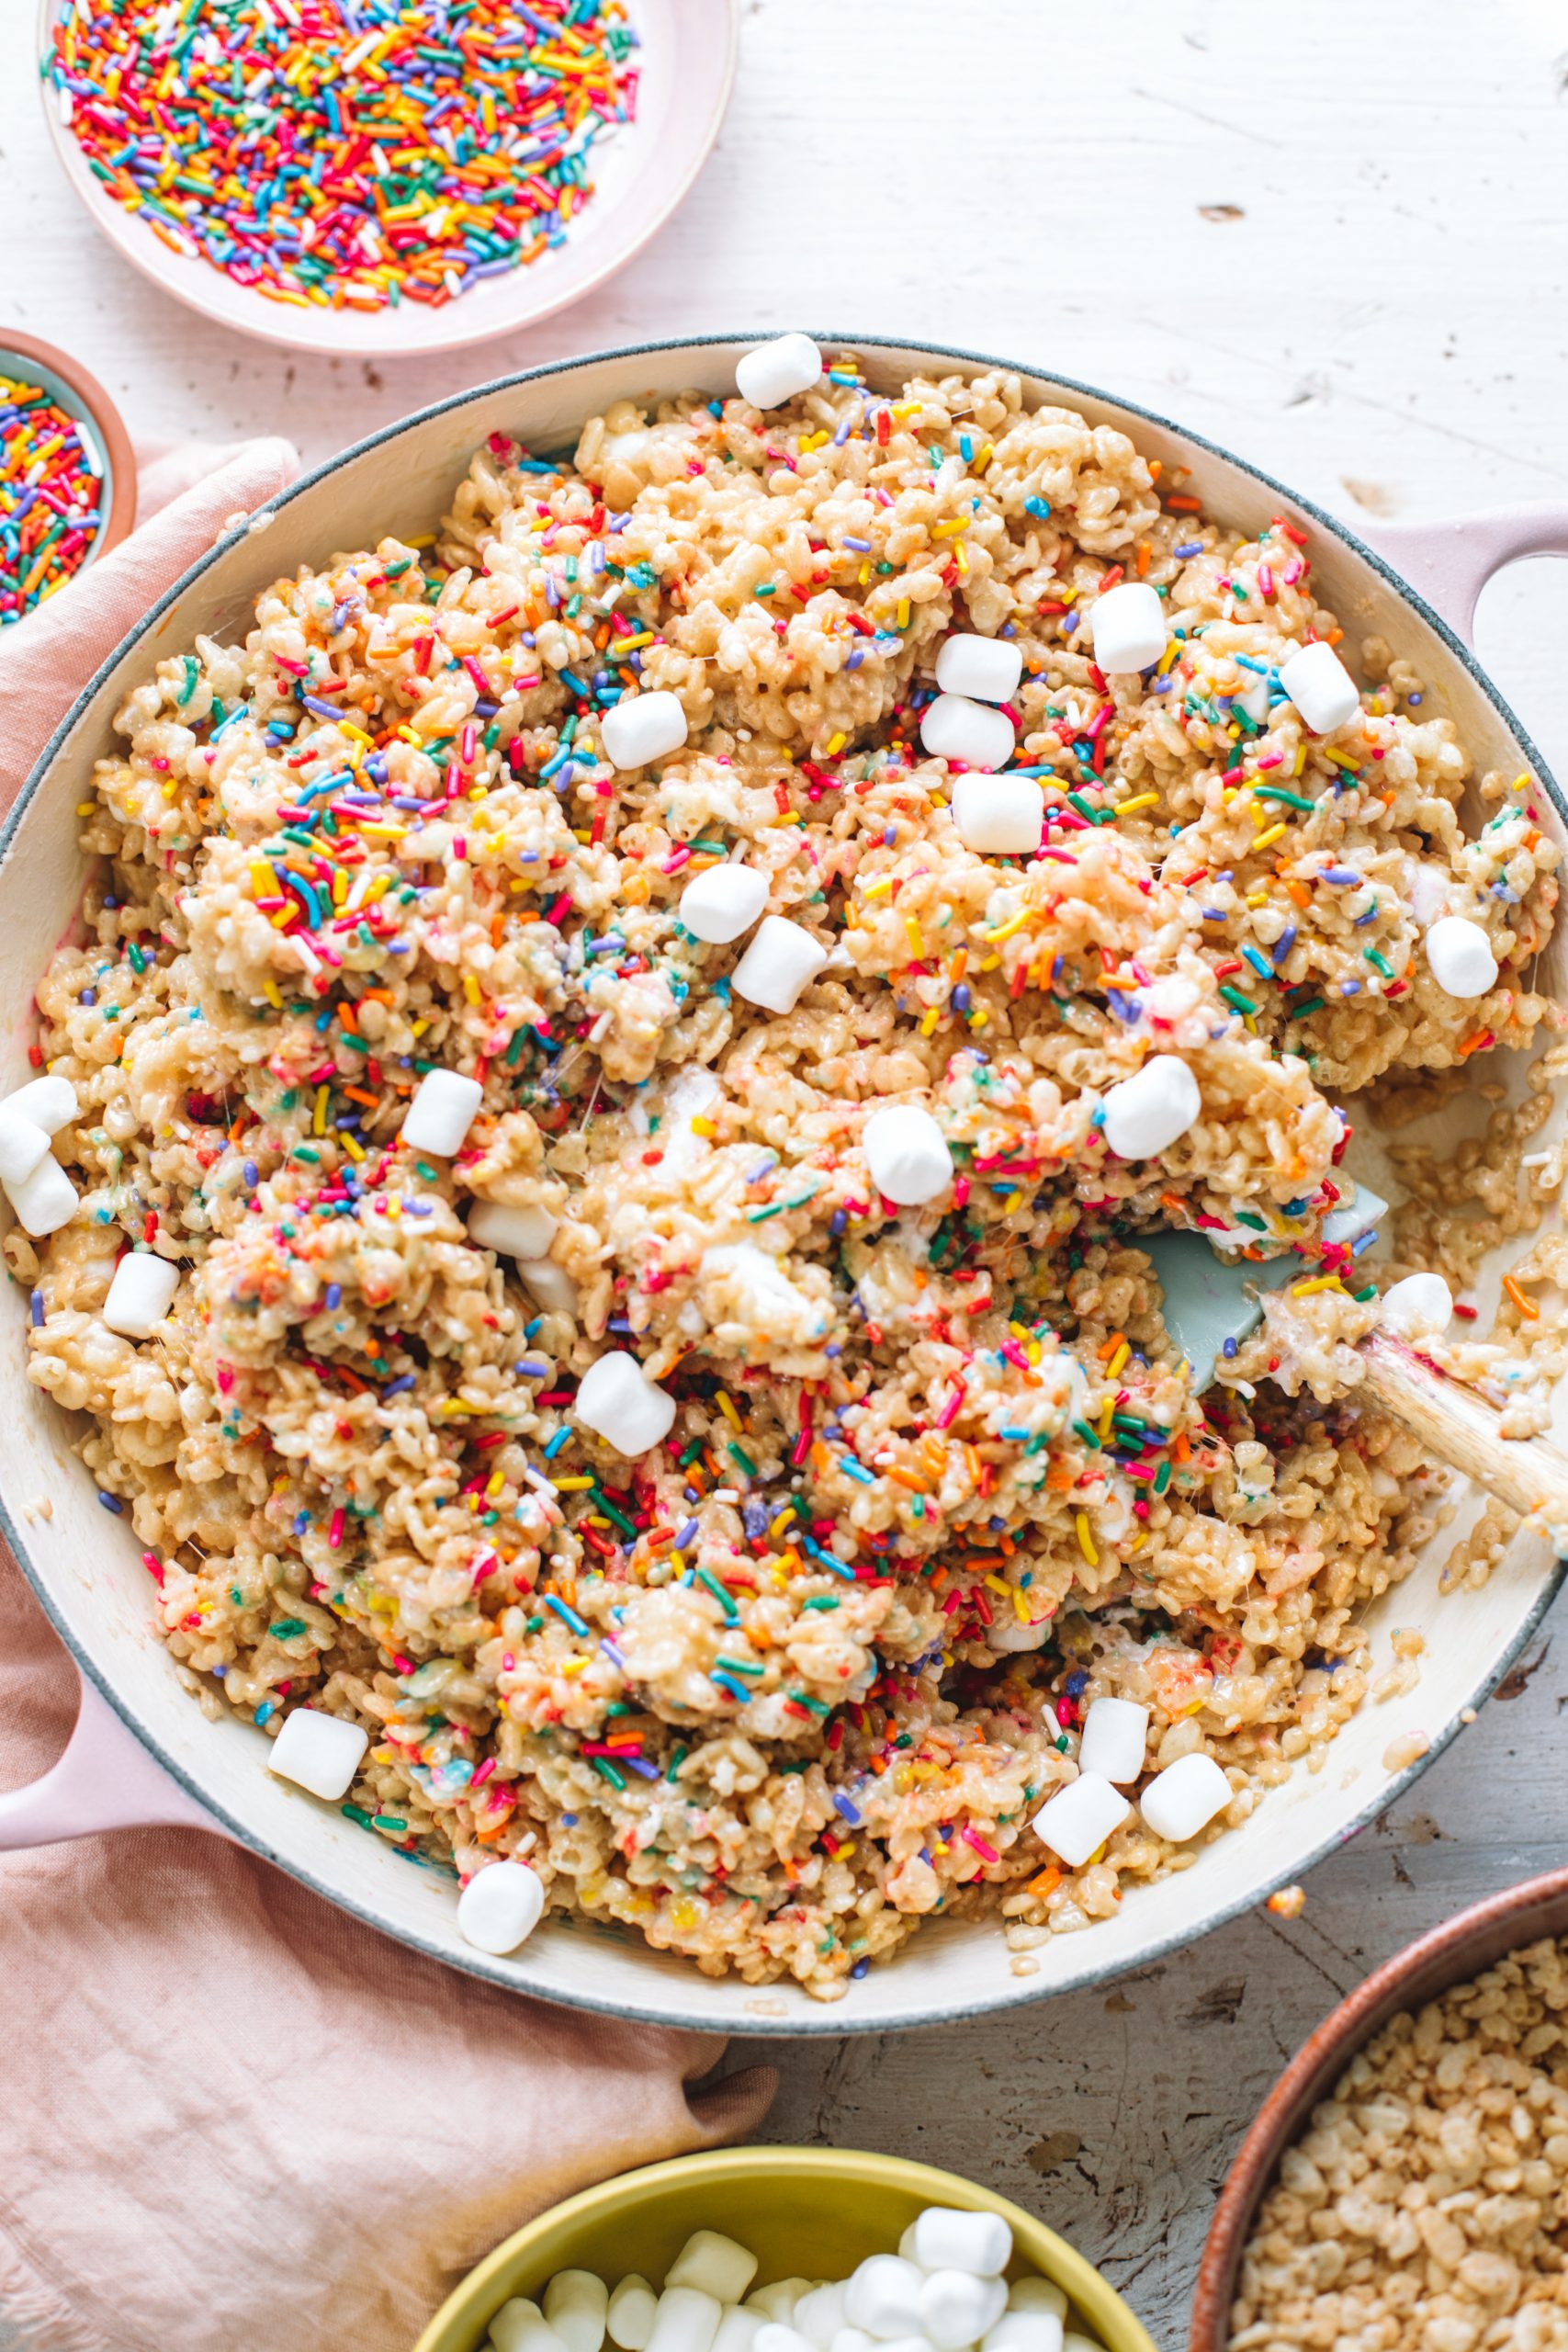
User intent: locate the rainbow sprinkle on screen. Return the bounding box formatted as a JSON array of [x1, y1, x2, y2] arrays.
[[44, 0, 638, 314], [0, 377, 104, 625]]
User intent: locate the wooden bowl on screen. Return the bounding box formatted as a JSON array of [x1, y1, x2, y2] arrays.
[[1190, 1864, 1568, 2350], [0, 327, 136, 580]]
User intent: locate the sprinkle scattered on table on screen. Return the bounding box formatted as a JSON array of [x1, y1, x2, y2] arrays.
[[43, 0, 639, 314], [0, 376, 104, 624]]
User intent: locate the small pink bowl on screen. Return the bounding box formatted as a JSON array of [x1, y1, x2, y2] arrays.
[[35, 0, 737, 359], [1190, 1865, 1568, 2350], [0, 328, 136, 606]]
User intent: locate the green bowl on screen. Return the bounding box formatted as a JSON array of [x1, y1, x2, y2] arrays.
[[412, 2147, 1157, 2352]]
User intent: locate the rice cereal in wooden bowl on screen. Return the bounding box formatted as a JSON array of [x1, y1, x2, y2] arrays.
[[1191, 1864, 1568, 2352]]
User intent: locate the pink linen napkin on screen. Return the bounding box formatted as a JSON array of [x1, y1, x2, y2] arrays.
[[0, 440, 774, 2352]]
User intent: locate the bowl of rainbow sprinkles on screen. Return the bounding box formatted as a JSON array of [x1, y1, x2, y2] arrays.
[[36, 0, 738, 356], [0, 327, 135, 625]]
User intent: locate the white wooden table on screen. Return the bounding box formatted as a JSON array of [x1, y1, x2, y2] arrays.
[[6, 1, 1568, 2343]]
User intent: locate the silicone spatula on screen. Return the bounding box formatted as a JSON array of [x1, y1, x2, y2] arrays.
[[1146, 1182, 1568, 1551], [1144, 1183, 1389, 1392]]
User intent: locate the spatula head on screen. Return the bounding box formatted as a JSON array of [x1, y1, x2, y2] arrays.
[[1143, 1183, 1387, 1391]]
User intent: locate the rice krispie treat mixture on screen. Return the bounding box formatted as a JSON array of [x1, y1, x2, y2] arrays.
[[1231, 1935, 1568, 2352], [12, 344, 1565, 1997]]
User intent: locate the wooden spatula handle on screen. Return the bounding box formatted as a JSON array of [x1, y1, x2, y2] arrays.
[[1359, 1332, 1568, 1544]]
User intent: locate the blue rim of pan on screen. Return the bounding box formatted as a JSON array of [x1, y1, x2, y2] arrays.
[[4, 331, 1564, 2035]]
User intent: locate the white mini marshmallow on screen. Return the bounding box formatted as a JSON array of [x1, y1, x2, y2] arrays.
[[1077, 1696, 1150, 1788], [601, 690, 689, 771], [659, 1067, 722, 1161], [828, 2333, 874, 2352], [492, 2303, 570, 2352], [1381, 1272, 1454, 1337], [266, 1706, 368, 1802], [103, 1251, 179, 1340], [575, 1351, 676, 1455], [936, 634, 1023, 705], [750, 2327, 812, 2352], [843, 2258, 925, 2342], [863, 1103, 953, 1207], [0, 1110, 49, 1189], [1, 1073, 78, 1136], [608, 2279, 660, 2352], [736, 334, 822, 409], [1279, 640, 1360, 735], [908, 2209, 1012, 2278], [988, 1613, 1052, 1653], [1007, 2283, 1067, 2321], [921, 2274, 1008, 2351], [714, 2314, 764, 2352], [1032, 1772, 1132, 1868], [401, 1068, 483, 1157], [1063, 2336, 1100, 2352], [4, 1154, 78, 1237], [1139, 1750, 1232, 1842], [1100, 1057, 1201, 1159], [793, 2287, 846, 2348], [457, 1859, 545, 1955], [668, 2236, 759, 2306], [468, 1199, 559, 1260], [519, 1257, 579, 1317], [953, 775, 1044, 857], [1089, 581, 1166, 673], [1234, 670, 1272, 726], [647, 2290, 723, 2352], [983, 2314, 1064, 2352], [746, 2285, 813, 2324], [1424, 913, 1498, 999], [681, 865, 769, 944], [732, 916, 828, 1014], [1141, 973, 1201, 1025], [919, 693, 1016, 771], [546, 2274, 609, 2352], [1404, 857, 1451, 927]]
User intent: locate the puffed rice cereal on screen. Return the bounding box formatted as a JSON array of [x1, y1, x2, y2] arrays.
[[1231, 1936, 1568, 2352]]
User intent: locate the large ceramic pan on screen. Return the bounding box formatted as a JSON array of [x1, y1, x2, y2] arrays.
[[3, 335, 1567, 2035]]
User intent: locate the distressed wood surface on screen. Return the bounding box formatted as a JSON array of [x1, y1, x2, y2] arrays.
[[6, 1, 1568, 2346]]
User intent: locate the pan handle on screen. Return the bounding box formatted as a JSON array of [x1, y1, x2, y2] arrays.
[[0, 1670, 220, 1849], [1356, 505, 1568, 646]]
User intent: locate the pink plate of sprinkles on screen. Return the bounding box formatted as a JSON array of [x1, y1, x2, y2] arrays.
[[37, 0, 738, 358]]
